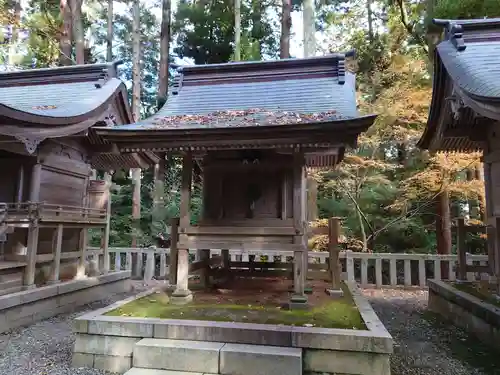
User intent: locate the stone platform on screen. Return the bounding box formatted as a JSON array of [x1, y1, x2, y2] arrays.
[[71, 282, 392, 375], [0, 270, 131, 333], [428, 279, 500, 351]]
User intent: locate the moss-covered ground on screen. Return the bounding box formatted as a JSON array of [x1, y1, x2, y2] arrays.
[[106, 278, 366, 330]]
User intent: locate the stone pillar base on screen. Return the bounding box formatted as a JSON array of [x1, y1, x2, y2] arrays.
[[171, 290, 193, 305], [325, 288, 344, 298], [289, 294, 308, 310]]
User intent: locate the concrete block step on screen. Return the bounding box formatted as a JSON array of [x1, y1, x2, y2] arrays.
[[132, 338, 302, 375], [124, 368, 217, 375], [220, 343, 302, 375], [133, 338, 224, 374]]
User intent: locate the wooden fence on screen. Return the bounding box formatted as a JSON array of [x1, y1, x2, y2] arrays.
[[86, 247, 489, 289]]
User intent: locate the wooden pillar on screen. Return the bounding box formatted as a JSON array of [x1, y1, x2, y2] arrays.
[[169, 217, 179, 286], [102, 172, 112, 274], [48, 224, 63, 283], [172, 153, 193, 303], [456, 218, 467, 282], [222, 249, 230, 272], [77, 172, 91, 278], [152, 154, 166, 234], [24, 163, 42, 288], [16, 164, 24, 203], [495, 218, 500, 295], [326, 217, 343, 296], [290, 152, 307, 307]]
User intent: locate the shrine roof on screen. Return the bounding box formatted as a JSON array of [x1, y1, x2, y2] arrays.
[[0, 61, 131, 124], [433, 18, 500, 102], [101, 53, 369, 132], [418, 18, 500, 152]]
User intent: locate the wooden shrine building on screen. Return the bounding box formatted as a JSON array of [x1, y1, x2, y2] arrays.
[[95, 54, 377, 305], [418, 18, 500, 292], [0, 61, 157, 294]]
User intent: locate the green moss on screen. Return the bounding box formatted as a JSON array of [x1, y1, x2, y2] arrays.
[[106, 284, 366, 330], [451, 282, 500, 308]]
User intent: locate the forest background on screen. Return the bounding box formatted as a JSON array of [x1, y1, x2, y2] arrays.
[[0, 0, 498, 257]]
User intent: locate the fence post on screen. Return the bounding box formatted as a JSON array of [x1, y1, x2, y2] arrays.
[[327, 218, 342, 296], [144, 250, 155, 282], [457, 218, 467, 282], [169, 218, 180, 286], [346, 250, 355, 283]]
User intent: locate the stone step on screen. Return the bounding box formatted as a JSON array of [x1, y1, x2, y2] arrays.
[[133, 338, 224, 374], [132, 338, 302, 375], [220, 343, 302, 375], [124, 368, 217, 375]]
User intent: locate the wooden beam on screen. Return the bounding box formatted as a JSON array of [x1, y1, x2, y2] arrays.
[[89, 143, 120, 154]]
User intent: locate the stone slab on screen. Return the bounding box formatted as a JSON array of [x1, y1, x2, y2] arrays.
[[124, 369, 204, 375], [153, 319, 293, 347], [304, 349, 391, 375], [0, 271, 130, 334], [94, 354, 133, 373], [133, 338, 224, 373], [88, 318, 154, 338], [72, 352, 94, 368], [74, 333, 140, 356], [220, 343, 302, 375]]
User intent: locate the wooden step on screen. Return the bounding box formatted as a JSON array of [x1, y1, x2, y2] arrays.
[[132, 338, 302, 375]]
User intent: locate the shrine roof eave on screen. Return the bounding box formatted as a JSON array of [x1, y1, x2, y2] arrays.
[[0, 80, 130, 127], [94, 114, 377, 152]]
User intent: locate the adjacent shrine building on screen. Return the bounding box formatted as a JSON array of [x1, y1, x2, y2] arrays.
[[0, 61, 156, 293], [96, 54, 377, 305], [418, 18, 500, 291]]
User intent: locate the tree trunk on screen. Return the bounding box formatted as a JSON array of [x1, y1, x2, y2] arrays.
[[59, 0, 73, 65], [302, 0, 315, 58], [234, 0, 241, 61], [436, 190, 452, 278], [106, 0, 113, 62], [131, 0, 142, 247], [158, 0, 171, 108], [250, 0, 263, 60], [280, 0, 291, 59], [366, 0, 374, 42], [70, 0, 84, 64], [7, 1, 21, 67]]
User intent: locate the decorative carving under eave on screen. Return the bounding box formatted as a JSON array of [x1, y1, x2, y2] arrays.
[[445, 90, 466, 122], [15, 135, 45, 154]]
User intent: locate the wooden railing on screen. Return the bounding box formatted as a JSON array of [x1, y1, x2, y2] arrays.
[[4, 202, 107, 225], [88, 247, 490, 289], [0, 203, 7, 236]]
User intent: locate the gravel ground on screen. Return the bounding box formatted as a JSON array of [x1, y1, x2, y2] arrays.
[[1, 284, 499, 375], [364, 288, 500, 375]]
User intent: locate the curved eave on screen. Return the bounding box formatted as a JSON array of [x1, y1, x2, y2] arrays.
[[0, 81, 129, 126], [95, 114, 377, 139], [417, 54, 446, 150]]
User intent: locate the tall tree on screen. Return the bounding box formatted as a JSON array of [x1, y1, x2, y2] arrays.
[[234, 0, 241, 61], [280, 0, 291, 58], [302, 0, 315, 57], [157, 0, 171, 108], [70, 0, 84, 63], [131, 0, 142, 247], [59, 0, 73, 65], [106, 0, 113, 62]]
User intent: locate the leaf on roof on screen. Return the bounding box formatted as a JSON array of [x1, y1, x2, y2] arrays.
[[32, 105, 57, 110], [149, 109, 343, 129]]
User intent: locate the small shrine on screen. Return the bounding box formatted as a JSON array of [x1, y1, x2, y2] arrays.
[[0, 61, 156, 292], [96, 54, 377, 305], [418, 18, 500, 292]]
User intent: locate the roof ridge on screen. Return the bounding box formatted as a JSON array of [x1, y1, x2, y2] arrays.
[[434, 18, 500, 31], [173, 52, 355, 75], [0, 60, 123, 88]]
